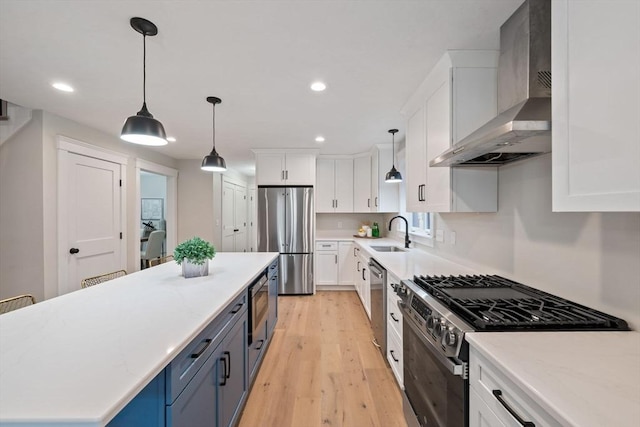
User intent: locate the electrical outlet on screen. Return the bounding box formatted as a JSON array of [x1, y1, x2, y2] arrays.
[[450, 231, 456, 245], [337, 221, 343, 229], [436, 229, 444, 243]]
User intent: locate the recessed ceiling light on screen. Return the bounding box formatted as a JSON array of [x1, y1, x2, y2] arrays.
[[310, 81, 326, 92], [52, 82, 74, 92], [166, 136, 176, 142], [315, 136, 325, 143]]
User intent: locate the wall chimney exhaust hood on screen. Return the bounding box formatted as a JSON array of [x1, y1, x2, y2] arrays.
[[430, 0, 551, 167]]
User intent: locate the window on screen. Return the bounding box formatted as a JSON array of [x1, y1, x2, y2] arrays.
[[410, 212, 432, 237]]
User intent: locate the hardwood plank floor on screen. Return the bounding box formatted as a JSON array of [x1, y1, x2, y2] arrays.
[[238, 291, 407, 427]]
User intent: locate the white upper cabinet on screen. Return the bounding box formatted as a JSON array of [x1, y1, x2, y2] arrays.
[[371, 145, 400, 213], [403, 51, 499, 213], [353, 154, 372, 212], [316, 158, 354, 213], [254, 150, 317, 186], [552, 0, 640, 212], [405, 105, 427, 212]]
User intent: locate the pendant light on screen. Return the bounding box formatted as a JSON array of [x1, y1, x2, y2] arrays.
[[121, 17, 167, 146], [201, 96, 227, 172], [385, 129, 403, 183]]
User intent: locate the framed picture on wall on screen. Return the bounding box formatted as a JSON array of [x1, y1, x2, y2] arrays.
[[141, 198, 164, 220]]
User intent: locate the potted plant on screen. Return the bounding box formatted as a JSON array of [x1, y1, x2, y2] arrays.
[[173, 237, 216, 278]]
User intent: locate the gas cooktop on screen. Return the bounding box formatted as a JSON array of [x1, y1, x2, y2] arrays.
[[412, 275, 629, 331]]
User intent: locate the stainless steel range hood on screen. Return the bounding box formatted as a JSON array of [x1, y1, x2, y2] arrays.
[[431, 0, 551, 167]]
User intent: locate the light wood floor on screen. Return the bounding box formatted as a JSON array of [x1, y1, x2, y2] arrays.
[[238, 291, 407, 427]]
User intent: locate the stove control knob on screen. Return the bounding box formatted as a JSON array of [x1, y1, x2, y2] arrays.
[[445, 327, 458, 346], [426, 316, 436, 330], [434, 319, 447, 337]]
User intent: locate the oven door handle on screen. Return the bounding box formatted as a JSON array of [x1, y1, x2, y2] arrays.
[[398, 301, 466, 378]]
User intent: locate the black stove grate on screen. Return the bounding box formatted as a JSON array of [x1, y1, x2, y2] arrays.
[[413, 275, 629, 331]]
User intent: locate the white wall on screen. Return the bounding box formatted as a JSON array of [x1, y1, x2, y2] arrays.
[[176, 160, 215, 245], [422, 154, 640, 329], [0, 111, 44, 300], [0, 109, 179, 301]]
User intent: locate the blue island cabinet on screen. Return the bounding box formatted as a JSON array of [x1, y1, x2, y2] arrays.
[[108, 291, 249, 427]]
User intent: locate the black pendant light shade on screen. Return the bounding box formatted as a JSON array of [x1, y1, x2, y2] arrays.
[[385, 129, 403, 183], [121, 17, 167, 146], [201, 97, 227, 172]]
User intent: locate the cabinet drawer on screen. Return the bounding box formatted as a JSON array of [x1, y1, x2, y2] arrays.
[[470, 347, 561, 427], [387, 290, 403, 338], [387, 325, 403, 388], [315, 241, 338, 251], [267, 260, 278, 279], [166, 292, 247, 404], [248, 320, 268, 380]]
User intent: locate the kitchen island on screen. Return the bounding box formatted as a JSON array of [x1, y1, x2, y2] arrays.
[[0, 252, 278, 427]]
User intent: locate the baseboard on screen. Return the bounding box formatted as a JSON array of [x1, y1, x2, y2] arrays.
[[316, 284, 356, 291]]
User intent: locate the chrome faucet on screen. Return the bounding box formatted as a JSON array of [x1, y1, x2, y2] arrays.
[[389, 215, 411, 248]]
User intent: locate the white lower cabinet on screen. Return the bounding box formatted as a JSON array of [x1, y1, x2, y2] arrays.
[[315, 242, 338, 285], [469, 346, 562, 427], [469, 386, 506, 427], [353, 248, 370, 319], [386, 273, 403, 388], [315, 241, 354, 287], [338, 242, 354, 285]]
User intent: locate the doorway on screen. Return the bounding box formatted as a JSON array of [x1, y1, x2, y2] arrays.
[[135, 160, 178, 271]]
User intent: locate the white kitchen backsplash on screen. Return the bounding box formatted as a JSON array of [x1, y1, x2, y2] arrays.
[[316, 213, 388, 235], [423, 154, 640, 330]]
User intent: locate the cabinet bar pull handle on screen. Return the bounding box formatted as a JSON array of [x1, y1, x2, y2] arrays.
[[375, 197, 378, 207], [390, 350, 399, 362], [281, 170, 285, 180], [190, 339, 213, 359], [285, 170, 289, 180], [390, 313, 400, 322], [219, 356, 227, 386], [335, 199, 338, 208], [231, 302, 244, 314], [256, 339, 264, 350], [367, 198, 370, 207], [335, 254, 338, 264], [362, 268, 366, 281], [354, 248, 357, 257], [357, 261, 360, 271], [492, 390, 535, 427], [224, 351, 231, 379]]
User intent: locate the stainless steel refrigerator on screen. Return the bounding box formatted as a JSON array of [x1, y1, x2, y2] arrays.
[[257, 186, 314, 295]]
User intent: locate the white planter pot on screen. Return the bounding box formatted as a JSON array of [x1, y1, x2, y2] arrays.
[[182, 260, 209, 278]]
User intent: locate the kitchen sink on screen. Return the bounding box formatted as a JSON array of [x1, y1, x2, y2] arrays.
[[370, 245, 406, 253]]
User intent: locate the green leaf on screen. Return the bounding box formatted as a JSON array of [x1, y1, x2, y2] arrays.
[[173, 237, 216, 265]]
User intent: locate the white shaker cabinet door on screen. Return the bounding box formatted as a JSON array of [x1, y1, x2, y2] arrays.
[[552, 0, 640, 212], [405, 104, 427, 212], [316, 158, 336, 212], [334, 159, 354, 212], [353, 155, 372, 212], [256, 153, 285, 185], [284, 153, 316, 186]]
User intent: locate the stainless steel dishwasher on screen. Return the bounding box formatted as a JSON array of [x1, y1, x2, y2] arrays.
[[369, 258, 386, 356]]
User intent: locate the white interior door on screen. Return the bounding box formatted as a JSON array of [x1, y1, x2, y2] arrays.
[[234, 185, 247, 252], [63, 153, 123, 293], [222, 181, 236, 251]]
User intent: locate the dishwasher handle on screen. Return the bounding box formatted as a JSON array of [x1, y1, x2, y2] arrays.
[[368, 262, 384, 279]]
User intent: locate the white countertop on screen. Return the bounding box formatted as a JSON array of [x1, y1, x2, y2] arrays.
[[466, 331, 640, 427], [317, 235, 476, 279], [0, 252, 278, 426]]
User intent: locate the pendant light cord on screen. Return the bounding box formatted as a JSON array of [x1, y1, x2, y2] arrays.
[[212, 103, 216, 150], [142, 34, 147, 105], [392, 133, 396, 167]]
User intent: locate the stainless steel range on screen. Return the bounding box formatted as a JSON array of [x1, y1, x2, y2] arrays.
[[397, 274, 629, 427]]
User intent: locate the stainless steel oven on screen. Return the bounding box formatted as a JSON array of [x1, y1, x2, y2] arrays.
[[400, 300, 468, 427], [248, 272, 268, 345], [396, 279, 473, 427]]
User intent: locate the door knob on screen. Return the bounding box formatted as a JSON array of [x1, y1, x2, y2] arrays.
[[69, 248, 80, 254]]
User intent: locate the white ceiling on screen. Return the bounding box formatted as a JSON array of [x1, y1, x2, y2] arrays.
[[0, 0, 522, 176]]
